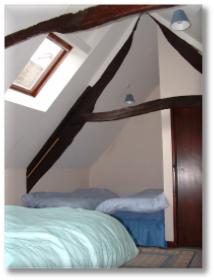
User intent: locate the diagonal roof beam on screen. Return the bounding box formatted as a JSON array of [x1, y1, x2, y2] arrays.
[[150, 16, 202, 73], [25, 5, 202, 193], [26, 17, 140, 193], [5, 4, 175, 48]]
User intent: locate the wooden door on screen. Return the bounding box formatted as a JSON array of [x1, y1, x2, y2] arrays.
[[171, 106, 202, 247]]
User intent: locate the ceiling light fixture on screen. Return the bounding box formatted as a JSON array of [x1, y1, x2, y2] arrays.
[[124, 84, 135, 105], [171, 9, 191, 31], [124, 94, 135, 105]]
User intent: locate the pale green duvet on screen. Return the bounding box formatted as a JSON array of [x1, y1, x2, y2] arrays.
[[5, 205, 138, 269]]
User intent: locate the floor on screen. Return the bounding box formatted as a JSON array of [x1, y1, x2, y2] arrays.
[[188, 249, 202, 267], [122, 247, 202, 268]]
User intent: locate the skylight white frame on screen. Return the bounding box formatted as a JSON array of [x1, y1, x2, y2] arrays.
[[10, 33, 72, 97], [5, 38, 88, 112]]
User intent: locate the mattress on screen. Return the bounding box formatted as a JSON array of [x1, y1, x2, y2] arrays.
[[111, 210, 167, 248]]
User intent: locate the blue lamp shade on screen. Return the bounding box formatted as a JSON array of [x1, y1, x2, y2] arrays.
[[171, 9, 191, 31], [124, 94, 135, 105]]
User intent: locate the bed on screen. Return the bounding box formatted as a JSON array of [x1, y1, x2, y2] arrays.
[[96, 189, 169, 248], [110, 210, 167, 248], [5, 205, 138, 269], [20, 188, 169, 250]]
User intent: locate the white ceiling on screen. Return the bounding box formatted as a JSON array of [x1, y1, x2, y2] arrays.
[[4, 5, 202, 169], [5, 5, 93, 35]]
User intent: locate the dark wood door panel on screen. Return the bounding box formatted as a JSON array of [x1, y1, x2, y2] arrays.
[[171, 106, 202, 247]]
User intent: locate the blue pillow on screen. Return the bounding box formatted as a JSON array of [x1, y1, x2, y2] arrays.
[[22, 188, 119, 209], [96, 188, 169, 213]]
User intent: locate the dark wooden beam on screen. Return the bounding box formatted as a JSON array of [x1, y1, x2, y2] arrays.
[[25, 4, 202, 193], [150, 16, 202, 73], [5, 4, 175, 48], [26, 17, 140, 193], [76, 95, 202, 122]]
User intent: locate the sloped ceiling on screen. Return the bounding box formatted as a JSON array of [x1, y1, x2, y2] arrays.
[[5, 5, 201, 169]]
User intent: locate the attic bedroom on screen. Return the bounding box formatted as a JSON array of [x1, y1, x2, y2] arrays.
[[4, 4, 202, 269]]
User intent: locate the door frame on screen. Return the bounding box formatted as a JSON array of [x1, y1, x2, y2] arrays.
[[170, 105, 202, 248], [170, 108, 178, 247]]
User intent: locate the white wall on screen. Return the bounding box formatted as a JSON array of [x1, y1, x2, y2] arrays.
[[33, 168, 89, 192], [157, 27, 202, 241], [89, 86, 164, 196], [5, 169, 26, 205], [5, 168, 89, 205]]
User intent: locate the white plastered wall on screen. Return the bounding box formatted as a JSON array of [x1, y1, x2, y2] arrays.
[[157, 27, 202, 241], [5, 168, 89, 205], [89, 86, 164, 196]]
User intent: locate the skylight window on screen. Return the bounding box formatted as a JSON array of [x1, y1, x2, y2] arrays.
[[10, 33, 72, 97], [5, 33, 88, 112]]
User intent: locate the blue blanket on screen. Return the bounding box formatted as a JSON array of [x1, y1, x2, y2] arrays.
[[5, 206, 138, 269], [111, 210, 167, 248]]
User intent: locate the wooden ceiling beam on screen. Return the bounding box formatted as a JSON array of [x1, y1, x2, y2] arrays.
[[5, 4, 175, 48], [26, 17, 140, 193], [82, 95, 202, 122], [150, 16, 202, 73], [24, 5, 202, 193]]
